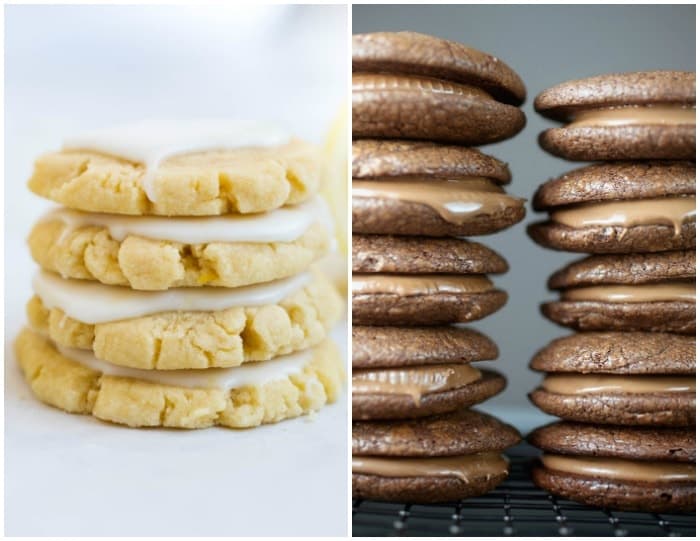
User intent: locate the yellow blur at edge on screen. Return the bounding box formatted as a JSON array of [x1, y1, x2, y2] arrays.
[[319, 103, 349, 295]]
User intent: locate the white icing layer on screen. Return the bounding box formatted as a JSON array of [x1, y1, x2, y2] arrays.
[[33, 270, 311, 324], [41, 196, 331, 244], [62, 119, 291, 202], [57, 344, 312, 389]]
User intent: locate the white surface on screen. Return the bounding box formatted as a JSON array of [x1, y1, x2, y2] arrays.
[[4, 5, 348, 536], [5, 320, 348, 537]]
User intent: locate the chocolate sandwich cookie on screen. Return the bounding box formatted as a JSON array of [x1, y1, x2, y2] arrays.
[[528, 161, 695, 253], [352, 32, 526, 144], [352, 326, 506, 420], [353, 409, 520, 503], [353, 140, 526, 237], [529, 422, 695, 512], [535, 70, 695, 161], [352, 235, 508, 326], [529, 331, 696, 426], [541, 251, 695, 334]]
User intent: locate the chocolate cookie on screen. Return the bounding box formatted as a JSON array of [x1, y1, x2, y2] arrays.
[[529, 422, 695, 513], [352, 32, 526, 144], [528, 161, 696, 253], [353, 141, 526, 237], [352, 235, 508, 326], [540, 251, 695, 334], [352, 326, 498, 369], [529, 421, 695, 462], [535, 71, 695, 161], [529, 332, 695, 426], [353, 409, 520, 503]]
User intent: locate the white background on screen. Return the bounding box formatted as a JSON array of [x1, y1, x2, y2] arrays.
[[4, 4, 348, 536]]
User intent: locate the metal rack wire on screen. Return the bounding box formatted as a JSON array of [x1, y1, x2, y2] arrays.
[[352, 444, 696, 537]]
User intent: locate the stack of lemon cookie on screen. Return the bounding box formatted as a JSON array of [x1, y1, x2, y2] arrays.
[[16, 120, 344, 429]]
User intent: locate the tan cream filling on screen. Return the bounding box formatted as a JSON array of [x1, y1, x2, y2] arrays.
[[352, 364, 482, 404], [352, 73, 491, 98], [541, 374, 695, 395], [352, 178, 523, 225], [562, 281, 695, 303], [542, 454, 696, 483], [550, 196, 696, 237], [568, 105, 696, 127], [353, 452, 508, 484], [352, 274, 493, 296]]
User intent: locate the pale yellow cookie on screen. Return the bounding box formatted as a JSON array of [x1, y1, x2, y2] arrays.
[[15, 328, 344, 429], [28, 217, 329, 290], [27, 274, 342, 369], [28, 139, 320, 216]]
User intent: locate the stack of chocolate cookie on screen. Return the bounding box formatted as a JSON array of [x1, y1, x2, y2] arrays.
[[16, 121, 344, 429], [351, 32, 526, 502], [527, 71, 696, 512]]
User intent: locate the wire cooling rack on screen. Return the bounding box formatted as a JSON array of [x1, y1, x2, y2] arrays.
[[352, 443, 696, 537]]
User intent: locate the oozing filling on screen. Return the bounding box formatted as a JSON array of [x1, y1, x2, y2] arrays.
[[41, 195, 332, 244], [352, 364, 482, 404], [352, 73, 490, 98], [352, 177, 523, 225], [541, 373, 695, 395], [352, 452, 508, 484], [550, 196, 696, 237], [561, 280, 696, 303], [541, 454, 696, 482], [351, 273, 493, 296], [63, 119, 291, 203], [33, 269, 312, 324], [58, 343, 312, 390], [567, 105, 696, 128]]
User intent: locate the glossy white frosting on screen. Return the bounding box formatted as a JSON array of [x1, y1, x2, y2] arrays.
[[41, 196, 331, 244], [58, 344, 312, 389], [33, 270, 311, 324], [62, 119, 291, 201]]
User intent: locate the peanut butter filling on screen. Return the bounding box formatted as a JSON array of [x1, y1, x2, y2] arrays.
[[352, 364, 482, 405], [352, 273, 493, 296], [541, 374, 695, 395], [561, 281, 695, 303], [568, 105, 696, 128], [352, 73, 492, 99], [352, 452, 508, 484], [352, 178, 524, 225], [541, 454, 696, 483], [550, 196, 696, 237]]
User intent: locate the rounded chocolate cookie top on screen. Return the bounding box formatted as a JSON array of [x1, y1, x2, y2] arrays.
[[353, 408, 520, 457], [352, 235, 508, 275], [535, 70, 696, 120], [547, 251, 695, 289], [530, 332, 696, 375], [529, 421, 695, 462], [353, 32, 526, 105], [352, 139, 512, 184], [352, 326, 498, 368], [533, 161, 696, 210]]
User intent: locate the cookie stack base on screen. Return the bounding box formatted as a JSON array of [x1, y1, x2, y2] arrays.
[[16, 328, 344, 429]]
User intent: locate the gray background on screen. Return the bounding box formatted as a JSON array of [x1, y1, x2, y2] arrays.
[[353, 4, 696, 432]]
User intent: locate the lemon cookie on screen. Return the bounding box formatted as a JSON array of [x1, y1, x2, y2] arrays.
[[28, 197, 331, 290], [28, 270, 341, 369], [28, 120, 321, 216], [15, 328, 344, 429]]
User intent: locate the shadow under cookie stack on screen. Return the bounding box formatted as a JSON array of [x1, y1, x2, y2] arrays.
[[526, 71, 696, 512], [16, 121, 344, 429], [350, 32, 526, 502]]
